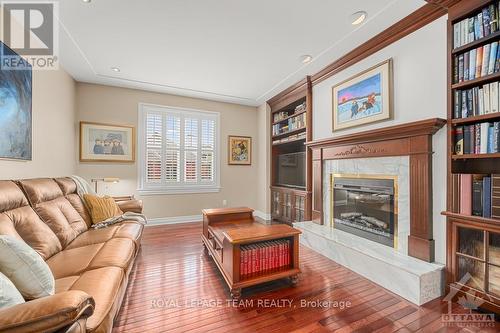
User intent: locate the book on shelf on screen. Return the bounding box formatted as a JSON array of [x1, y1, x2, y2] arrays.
[[453, 1, 500, 49], [453, 173, 499, 219], [454, 121, 500, 155], [454, 42, 500, 84], [493, 175, 500, 219], [453, 81, 500, 119], [240, 239, 290, 278]]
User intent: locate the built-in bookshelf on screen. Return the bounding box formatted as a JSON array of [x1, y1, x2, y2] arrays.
[[267, 77, 313, 225], [445, 0, 500, 314]]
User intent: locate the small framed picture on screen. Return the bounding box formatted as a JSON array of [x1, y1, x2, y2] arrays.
[[80, 122, 135, 162], [228, 136, 252, 165], [332, 58, 393, 132]]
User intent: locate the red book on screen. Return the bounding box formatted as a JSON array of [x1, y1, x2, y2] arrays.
[[250, 245, 255, 276], [272, 241, 278, 269], [460, 174, 472, 215], [278, 241, 283, 268], [266, 242, 270, 271], [245, 247, 249, 276], [240, 248, 245, 276], [241, 247, 246, 277], [256, 244, 262, 273], [269, 242, 274, 270], [280, 241, 286, 267], [287, 240, 290, 266]]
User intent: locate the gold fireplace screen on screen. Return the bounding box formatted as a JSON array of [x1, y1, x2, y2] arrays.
[[330, 173, 399, 249]]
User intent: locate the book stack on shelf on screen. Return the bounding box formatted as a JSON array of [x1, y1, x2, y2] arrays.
[[454, 122, 499, 154], [453, 2, 499, 49], [453, 41, 499, 83], [454, 81, 499, 119], [272, 132, 307, 145], [273, 101, 306, 123], [272, 112, 307, 137], [240, 239, 291, 279], [452, 174, 500, 219]]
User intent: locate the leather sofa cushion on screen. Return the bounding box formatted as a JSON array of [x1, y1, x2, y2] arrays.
[[34, 197, 88, 248], [18, 179, 64, 206], [56, 267, 124, 332], [54, 178, 93, 227], [54, 177, 77, 196], [0, 181, 28, 213], [47, 238, 135, 279], [65, 194, 93, 227], [66, 221, 143, 250], [0, 208, 62, 260]]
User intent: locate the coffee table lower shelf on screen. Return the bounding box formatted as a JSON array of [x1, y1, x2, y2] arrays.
[[200, 207, 301, 299]]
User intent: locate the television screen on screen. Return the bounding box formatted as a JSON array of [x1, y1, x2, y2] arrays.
[[277, 152, 306, 188]]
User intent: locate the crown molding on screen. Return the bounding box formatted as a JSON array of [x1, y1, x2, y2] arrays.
[[309, 3, 447, 86]]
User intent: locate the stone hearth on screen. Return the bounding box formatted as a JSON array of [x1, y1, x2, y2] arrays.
[[294, 221, 444, 305]]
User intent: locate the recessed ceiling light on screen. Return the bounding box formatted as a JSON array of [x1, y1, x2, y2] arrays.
[[300, 55, 313, 64], [351, 11, 367, 25], [82, 0, 91, 3], [111, 67, 120, 72]]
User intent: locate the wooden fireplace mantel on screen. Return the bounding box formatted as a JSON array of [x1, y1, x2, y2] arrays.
[[306, 118, 446, 262]]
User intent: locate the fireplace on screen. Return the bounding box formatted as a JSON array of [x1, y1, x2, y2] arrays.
[[331, 174, 398, 248]]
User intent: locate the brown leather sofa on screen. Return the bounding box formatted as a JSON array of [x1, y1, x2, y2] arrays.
[[0, 178, 144, 333]]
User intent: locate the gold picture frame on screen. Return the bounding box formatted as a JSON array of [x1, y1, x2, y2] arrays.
[[79, 122, 135, 162], [332, 59, 393, 132], [228, 135, 252, 165]]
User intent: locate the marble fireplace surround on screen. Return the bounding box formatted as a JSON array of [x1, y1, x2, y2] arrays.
[[306, 118, 447, 262], [294, 118, 447, 305]]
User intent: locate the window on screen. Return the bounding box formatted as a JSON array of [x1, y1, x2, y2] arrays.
[[138, 103, 220, 194]]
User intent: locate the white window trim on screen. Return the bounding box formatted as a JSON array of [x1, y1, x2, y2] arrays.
[[137, 103, 221, 195]]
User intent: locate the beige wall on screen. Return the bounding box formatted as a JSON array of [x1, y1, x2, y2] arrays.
[[0, 68, 76, 179], [256, 103, 271, 215], [75, 83, 259, 219]]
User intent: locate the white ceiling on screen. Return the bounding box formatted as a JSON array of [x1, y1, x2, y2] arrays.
[[58, 0, 426, 106]]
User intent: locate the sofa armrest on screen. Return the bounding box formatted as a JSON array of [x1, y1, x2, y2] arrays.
[[0, 290, 95, 333], [114, 196, 143, 214]]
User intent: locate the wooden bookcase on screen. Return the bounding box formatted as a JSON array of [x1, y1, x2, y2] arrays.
[[267, 77, 313, 225], [445, 0, 500, 313]]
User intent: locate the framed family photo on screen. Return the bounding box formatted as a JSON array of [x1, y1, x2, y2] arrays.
[[332, 59, 393, 132], [228, 136, 252, 165], [80, 122, 135, 162]]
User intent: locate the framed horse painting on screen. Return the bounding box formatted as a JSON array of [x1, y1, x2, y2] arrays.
[[332, 59, 393, 132]]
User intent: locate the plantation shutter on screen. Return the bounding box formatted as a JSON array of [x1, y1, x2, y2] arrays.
[[140, 104, 219, 193]]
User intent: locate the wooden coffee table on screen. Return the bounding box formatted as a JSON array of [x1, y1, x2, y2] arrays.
[[201, 207, 301, 299]]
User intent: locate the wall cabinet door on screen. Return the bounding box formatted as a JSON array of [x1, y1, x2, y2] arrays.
[[294, 193, 306, 223]]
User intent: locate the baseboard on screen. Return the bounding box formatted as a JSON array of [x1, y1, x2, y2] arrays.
[[254, 210, 271, 221], [147, 215, 202, 226]]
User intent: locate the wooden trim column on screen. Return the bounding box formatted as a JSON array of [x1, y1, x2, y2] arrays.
[[408, 135, 435, 262], [311, 148, 322, 224], [306, 118, 446, 262]]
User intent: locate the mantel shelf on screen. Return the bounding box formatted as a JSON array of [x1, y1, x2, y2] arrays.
[[306, 118, 446, 148]]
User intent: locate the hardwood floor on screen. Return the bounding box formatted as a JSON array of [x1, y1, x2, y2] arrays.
[[113, 223, 499, 333]]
